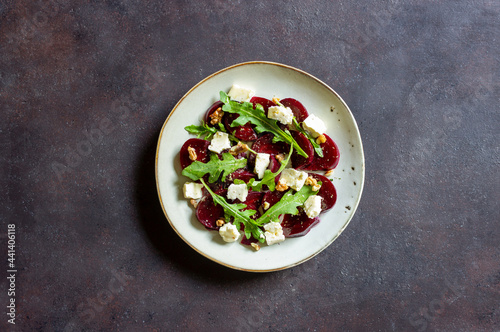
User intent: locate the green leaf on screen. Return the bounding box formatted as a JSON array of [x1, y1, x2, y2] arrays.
[[200, 179, 258, 234], [182, 153, 247, 183], [293, 118, 323, 158], [256, 185, 317, 225], [219, 91, 309, 158], [248, 145, 293, 192], [184, 122, 218, 140]]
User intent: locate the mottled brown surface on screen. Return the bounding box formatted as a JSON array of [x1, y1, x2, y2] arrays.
[[1, 0, 499, 331]]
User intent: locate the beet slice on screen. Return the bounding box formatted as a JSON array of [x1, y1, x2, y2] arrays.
[[308, 173, 337, 211], [250, 96, 276, 114], [224, 113, 258, 141], [203, 101, 224, 126], [280, 98, 309, 123], [243, 191, 264, 210], [281, 212, 320, 238], [228, 169, 256, 183], [262, 190, 285, 209], [238, 191, 264, 245], [248, 133, 290, 166], [290, 131, 314, 169], [302, 134, 340, 171], [196, 190, 225, 230], [180, 138, 211, 169]]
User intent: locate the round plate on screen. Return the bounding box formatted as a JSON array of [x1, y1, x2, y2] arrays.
[[156, 61, 364, 272]]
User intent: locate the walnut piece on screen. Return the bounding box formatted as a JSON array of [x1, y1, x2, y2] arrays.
[[250, 243, 261, 251], [305, 176, 321, 192], [187, 146, 197, 161], [276, 180, 288, 192], [263, 201, 270, 210], [189, 199, 199, 208], [325, 169, 334, 177], [316, 134, 327, 144], [276, 153, 285, 162], [216, 219, 225, 227], [272, 97, 280, 104], [209, 107, 224, 125], [230, 141, 249, 156]]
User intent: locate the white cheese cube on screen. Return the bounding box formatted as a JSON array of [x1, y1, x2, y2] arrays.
[[263, 222, 285, 245], [268, 105, 294, 125], [279, 168, 308, 191], [219, 223, 240, 242], [183, 182, 204, 199], [227, 183, 248, 202], [228, 84, 255, 102], [304, 195, 323, 218], [254, 153, 270, 179], [302, 114, 326, 138], [208, 131, 231, 154]]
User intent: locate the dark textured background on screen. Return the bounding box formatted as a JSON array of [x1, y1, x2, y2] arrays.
[[1, 0, 499, 331]]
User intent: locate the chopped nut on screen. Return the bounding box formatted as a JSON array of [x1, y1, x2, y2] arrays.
[[276, 153, 285, 162], [187, 146, 197, 161], [230, 141, 249, 156], [325, 169, 334, 177], [209, 107, 224, 125], [250, 243, 261, 251], [276, 180, 288, 192], [305, 176, 317, 186], [263, 201, 270, 210], [305, 176, 321, 191], [316, 134, 327, 144], [189, 199, 199, 208], [216, 219, 225, 227], [272, 97, 281, 104]]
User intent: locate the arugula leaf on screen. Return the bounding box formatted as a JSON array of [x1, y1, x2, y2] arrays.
[[255, 185, 317, 225], [292, 118, 323, 158], [248, 145, 293, 192], [200, 179, 264, 243], [220, 91, 308, 158], [182, 153, 247, 183], [184, 122, 219, 140]]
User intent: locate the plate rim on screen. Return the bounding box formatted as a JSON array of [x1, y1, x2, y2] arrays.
[[155, 60, 365, 272]]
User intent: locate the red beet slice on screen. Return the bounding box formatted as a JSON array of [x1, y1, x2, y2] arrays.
[[262, 190, 285, 209], [228, 169, 256, 183], [243, 191, 264, 210], [281, 212, 320, 238], [180, 138, 210, 169], [308, 173, 337, 211], [203, 101, 224, 126], [250, 96, 276, 114], [224, 113, 258, 141], [280, 98, 309, 123], [268, 156, 281, 173], [290, 131, 314, 169], [248, 133, 290, 166], [196, 190, 225, 230], [238, 191, 264, 245], [302, 134, 340, 171]]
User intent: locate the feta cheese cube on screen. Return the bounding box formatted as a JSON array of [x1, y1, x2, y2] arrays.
[[302, 114, 326, 138], [254, 153, 270, 179], [268, 105, 294, 125], [183, 182, 204, 199], [228, 84, 255, 102], [304, 195, 323, 218], [263, 222, 285, 245], [227, 183, 248, 202], [279, 168, 308, 191], [208, 131, 231, 154], [219, 223, 240, 242]]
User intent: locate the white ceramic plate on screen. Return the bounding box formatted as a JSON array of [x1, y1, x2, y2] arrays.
[[156, 61, 364, 272]]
